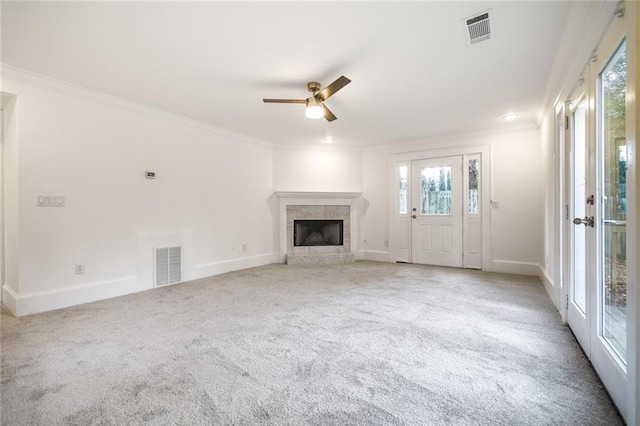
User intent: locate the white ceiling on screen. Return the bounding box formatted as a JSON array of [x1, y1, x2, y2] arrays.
[[1, 1, 571, 148]]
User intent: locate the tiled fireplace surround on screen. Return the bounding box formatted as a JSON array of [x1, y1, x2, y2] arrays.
[[275, 192, 361, 265]]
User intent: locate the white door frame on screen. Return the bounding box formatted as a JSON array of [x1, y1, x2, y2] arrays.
[[623, 2, 638, 422], [388, 145, 491, 271]]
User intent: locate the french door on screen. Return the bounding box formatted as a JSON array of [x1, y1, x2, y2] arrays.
[[411, 156, 463, 267], [565, 13, 628, 415], [567, 80, 591, 353]]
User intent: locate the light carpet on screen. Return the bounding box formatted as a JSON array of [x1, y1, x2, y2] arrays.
[[1, 261, 622, 425]]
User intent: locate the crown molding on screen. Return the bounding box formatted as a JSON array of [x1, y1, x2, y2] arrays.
[[272, 142, 364, 154], [0, 64, 273, 149], [365, 121, 539, 154], [537, 1, 616, 126]]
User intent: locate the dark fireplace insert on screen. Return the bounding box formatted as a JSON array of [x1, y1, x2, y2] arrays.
[[294, 220, 344, 247]]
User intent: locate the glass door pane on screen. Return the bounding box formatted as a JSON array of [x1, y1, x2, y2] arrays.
[[420, 166, 452, 215], [468, 159, 479, 214], [599, 40, 627, 363], [399, 166, 408, 214]]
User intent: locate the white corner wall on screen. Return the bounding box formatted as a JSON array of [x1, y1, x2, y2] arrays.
[[490, 128, 544, 273], [362, 126, 544, 275], [2, 76, 275, 316]]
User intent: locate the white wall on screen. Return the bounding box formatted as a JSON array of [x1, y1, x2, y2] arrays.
[[361, 126, 544, 275], [490, 129, 543, 270], [273, 145, 363, 193], [2, 76, 275, 315]]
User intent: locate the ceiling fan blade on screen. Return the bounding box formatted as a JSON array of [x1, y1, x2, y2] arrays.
[[323, 104, 337, 122], [262, 99, 306, 104], [317, 76, 351, 101]]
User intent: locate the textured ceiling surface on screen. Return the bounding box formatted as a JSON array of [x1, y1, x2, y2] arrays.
[[1, 1, 571, 147]]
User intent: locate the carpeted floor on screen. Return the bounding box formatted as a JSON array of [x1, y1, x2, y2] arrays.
[[1, 261, 622, 425]]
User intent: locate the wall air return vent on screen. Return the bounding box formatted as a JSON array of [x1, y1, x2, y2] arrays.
[[154, 246, 182, 287], [465, 11, 491, 45]]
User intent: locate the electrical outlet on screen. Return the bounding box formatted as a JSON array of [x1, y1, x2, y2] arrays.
[[75, 263, 84, 274], [242, 244, 247, 252], [384, 240, 389, 247]]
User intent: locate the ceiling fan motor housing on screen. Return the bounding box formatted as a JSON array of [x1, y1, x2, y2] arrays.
[[307, 81, 321, 93]]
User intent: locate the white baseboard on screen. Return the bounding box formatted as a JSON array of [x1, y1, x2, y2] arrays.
[[2, 285, 18, 315], [4, 275, 143, 317], [359, 250, 390, 262], [491, 259, 540, 276], [193, 253, 276, 279], [3, 253, 279, 317], [537, 265, 556, 304]]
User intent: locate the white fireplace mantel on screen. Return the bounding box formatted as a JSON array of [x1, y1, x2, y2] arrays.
[[274, 192, 362, 263], [274, 191, 362, 200]]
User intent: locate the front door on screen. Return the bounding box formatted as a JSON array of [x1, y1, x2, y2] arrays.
[[411, 156, 463, 267]]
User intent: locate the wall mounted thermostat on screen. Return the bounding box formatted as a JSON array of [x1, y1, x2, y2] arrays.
[[37, 195, 65, 207], [145, 171, 156, 179]]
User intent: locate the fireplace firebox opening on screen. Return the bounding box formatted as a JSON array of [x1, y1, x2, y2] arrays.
[[294, 220, 344, 247]]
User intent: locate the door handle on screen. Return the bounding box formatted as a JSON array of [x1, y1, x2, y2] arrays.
[[573, 216, 594, 227]]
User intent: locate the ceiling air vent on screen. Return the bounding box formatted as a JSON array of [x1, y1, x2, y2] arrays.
[[465, 11, 491, 45]]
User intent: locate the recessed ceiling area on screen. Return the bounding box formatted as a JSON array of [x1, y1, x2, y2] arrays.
[[1, 1, 571, 148]]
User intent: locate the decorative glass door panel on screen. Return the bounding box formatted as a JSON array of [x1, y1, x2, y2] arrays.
[[463, 155, 482, 269], [420, 166, 452, 215]]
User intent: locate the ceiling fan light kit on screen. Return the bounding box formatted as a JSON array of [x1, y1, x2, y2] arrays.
[[305, 96, 324, 119], [263, 76, 351, 122]]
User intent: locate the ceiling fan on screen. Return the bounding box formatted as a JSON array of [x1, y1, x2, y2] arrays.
[[263, 75, 351, 122]]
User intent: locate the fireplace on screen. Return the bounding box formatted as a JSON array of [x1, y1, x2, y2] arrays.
[[275, 192, 361, 265], [294, 220, 344, 247]]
